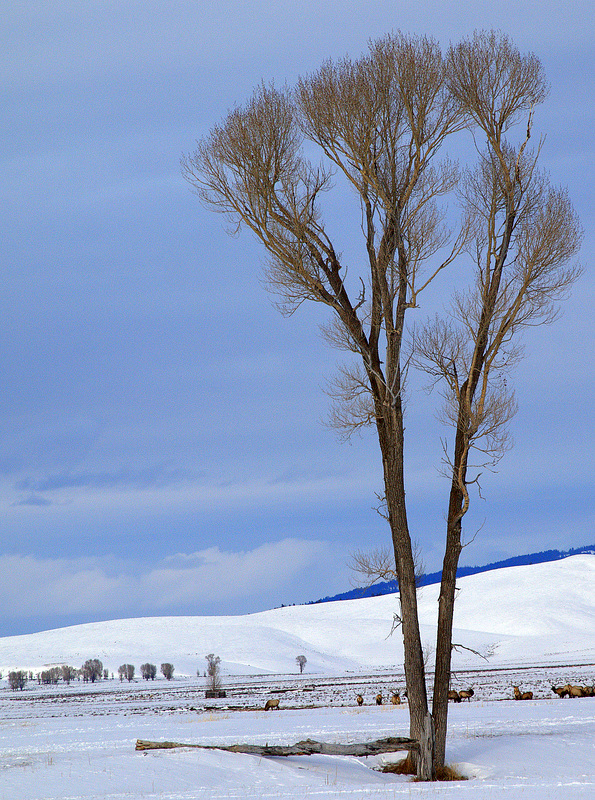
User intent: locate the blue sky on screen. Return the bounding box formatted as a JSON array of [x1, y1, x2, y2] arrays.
[[1, 1, 593, 636]]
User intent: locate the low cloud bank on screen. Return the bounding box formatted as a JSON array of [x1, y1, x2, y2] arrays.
[[0, 538, 330, 624]]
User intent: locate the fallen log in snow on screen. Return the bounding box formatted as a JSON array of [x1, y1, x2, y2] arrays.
[[135, 736, 417, 757]]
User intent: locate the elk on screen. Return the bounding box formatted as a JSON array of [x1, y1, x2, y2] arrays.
[[390, 692, 401, 705], [447, 690, 461, 703], [552, 685, 569, 698], [356, 694, 364, 706], [375, 693, 383, 705], [565, 684, 586, 698], [513, 686, 533, 700], [459, 688, 474, 702], [264, 698, 280, 711]]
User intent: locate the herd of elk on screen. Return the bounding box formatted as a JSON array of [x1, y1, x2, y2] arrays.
[[266, 681, 594, 710], [552, 684, 594, 698], [358, 683, 594, 705], [355, 691, 403, 706], [268, 680, 593, 710], [359, 688, 477, 705]]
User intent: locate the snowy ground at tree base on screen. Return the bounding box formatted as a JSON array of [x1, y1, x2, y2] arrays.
[[1, 687, 594, 799]]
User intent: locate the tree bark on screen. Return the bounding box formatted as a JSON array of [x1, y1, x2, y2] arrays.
[[417, 713, 436, 781]]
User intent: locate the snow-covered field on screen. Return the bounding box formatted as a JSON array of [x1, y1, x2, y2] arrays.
[[1, 556, 594, 798]]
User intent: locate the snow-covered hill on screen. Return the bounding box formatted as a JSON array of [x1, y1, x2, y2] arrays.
[[2, 555, 594, 676]]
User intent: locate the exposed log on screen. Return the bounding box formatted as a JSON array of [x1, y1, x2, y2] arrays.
[[135, 736, 418, 756]]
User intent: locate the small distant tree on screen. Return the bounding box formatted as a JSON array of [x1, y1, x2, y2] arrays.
[[118, 664, 135, 682], [82, 659, 103, 683], [140, 663, 157, 680], [61, 665, 77, 685], [161, 663, 174, 680], [8, 670, 27, 690], [296, 655, 307, 674], [205, 653, 221, 691]]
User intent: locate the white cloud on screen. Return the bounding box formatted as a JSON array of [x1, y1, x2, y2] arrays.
[[0, 539, 330, 621], [146, 541, 325, 606]]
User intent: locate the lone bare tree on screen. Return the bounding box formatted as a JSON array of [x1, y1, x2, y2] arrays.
[[296, 655, 307, 673], [205, 653, 221, 691], [183, 30, 580, 779]]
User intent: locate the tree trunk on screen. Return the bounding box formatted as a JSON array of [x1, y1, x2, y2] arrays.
[[432, 518, 462, 768], [431, 415, 467, 768], [417, 712, 436, 781], [377, 407, 434, 780]]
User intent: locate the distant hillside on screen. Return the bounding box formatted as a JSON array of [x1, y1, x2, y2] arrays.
[[310, 543, 595, 604], [2, 555, 595, 675]]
